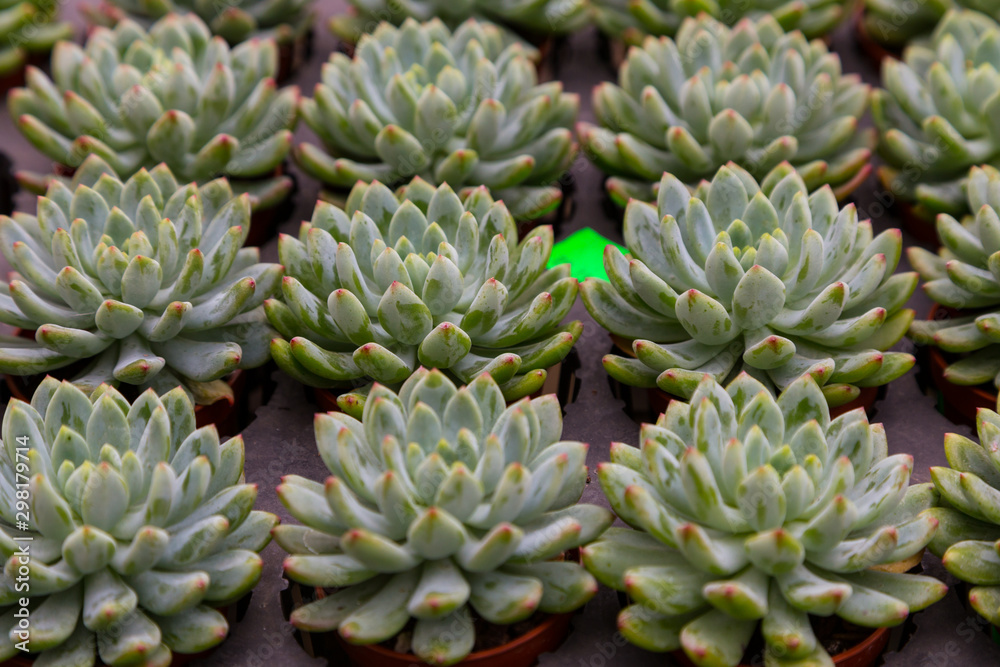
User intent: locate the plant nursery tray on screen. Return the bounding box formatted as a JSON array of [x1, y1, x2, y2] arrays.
[[2, 4, 1000, 667]]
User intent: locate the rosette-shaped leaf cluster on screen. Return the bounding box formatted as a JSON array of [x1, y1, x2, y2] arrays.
[[585, 373, 946, 667], [581, 165, 917, 407], [84, 0, 314, 48], [0, 0, 72, 77], [872, 10, 1000, 220], [908, 166, 1000, 388], [928, 408, 1000, 627], [0, 155, 281, 404], [275, 369, 612, 666], [266, 177, 581, 407], [0, 378, 277, 666], [579, 15, 873, 206], [591, 0, 846, 44], [861, 0, 999, 51], [328, 0, 588, 44], [297, 18, 578, 220], [8, 13, 298, 210]]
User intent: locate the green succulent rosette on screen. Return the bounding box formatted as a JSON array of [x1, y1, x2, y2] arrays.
[[908, 166, 1000, 389], [581, 164, 917, 408], [328, 0, 588, 44], [585, 372, 946, 667], [8, 13, 298, 211], [275, 368, 612, 666], [591, 0, 847, 44], [0, 155, 282, 405], [929, 407, 1000, 628], [83, 0, 315, 50], [297, 18, 579, 221], [579, 15, 873, 207], [873, 10, 1000, 221], [0, 377, 277, 666], [265, 177, 581, 413], [861, 0, 1000, 52], [0, 0, 72, 78]]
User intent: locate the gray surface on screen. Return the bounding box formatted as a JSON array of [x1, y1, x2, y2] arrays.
[[2, 3, 1000, 665]]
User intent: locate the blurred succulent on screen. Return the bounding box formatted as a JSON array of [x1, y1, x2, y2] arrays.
[[83, 0, 315, 49], [579, 15, 873, 207], [861, 0, 1000, 51], [0, 0, 72, 78], [928, 407, 1000, 628], [908, 166, 1000, 389], [266, 177, 581, 410], [328, 0, 588, 45], [298, 19, 578, 221], [591, 0, 847, 44], [581, 164, 916, 408], [275, 368, 612, 666], [585, 373, 946, 667], [0, 155, 282, 404], [872, 10, 1000, 221], [7, 13, 298, 211], [0, 378, 277, 666]]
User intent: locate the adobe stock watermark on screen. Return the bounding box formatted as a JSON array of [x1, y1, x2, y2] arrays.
[[10, 432, 34, 653]]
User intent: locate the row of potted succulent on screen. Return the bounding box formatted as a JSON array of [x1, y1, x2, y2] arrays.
[[7, 363, 1000, 667], [7, 7, 996, 246], [1, 128, 997, 434]]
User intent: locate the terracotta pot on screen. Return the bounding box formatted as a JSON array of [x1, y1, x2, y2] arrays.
[[829, 386, 881, 419], [853, 6, 899, 66], [872, 158, 939, 248], [897, 200, 939, 248], [0, 65, 26, 96], [923, 305, 996, 427], [671, 626, 890, 667], [290, 553, 581, 667], [334, 613, 572, 667], [3, 329, 247, 435], [276, 28, 314, 84]]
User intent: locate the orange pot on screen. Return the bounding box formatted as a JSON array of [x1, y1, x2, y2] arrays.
[[853, 6, 899, 66], [671, 627, 890, 667], [334, 613, 573, 667], [922, 305, 997, 426]]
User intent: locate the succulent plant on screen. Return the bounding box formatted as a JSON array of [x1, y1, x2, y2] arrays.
[[0, 0, 73, 78], [861, 0, 1000, 51], [581, 164, 917, 408], [275, 368, 612, 666], [872, 10, 1000, 221], [83, 0, 315, 50], [928, 407, 1000, 627], [907, 166, 1000, 389], [0, 377, 277, 666], [265, 177, 581, 410], [585, 372, 946, 667], [0, 154, 282, 404], [578, 15, 873, 207], [297, 18, 578, 221], [328, 0, 588, 45], [7, 13, 298, 211], [591, 0, 847, 44]]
